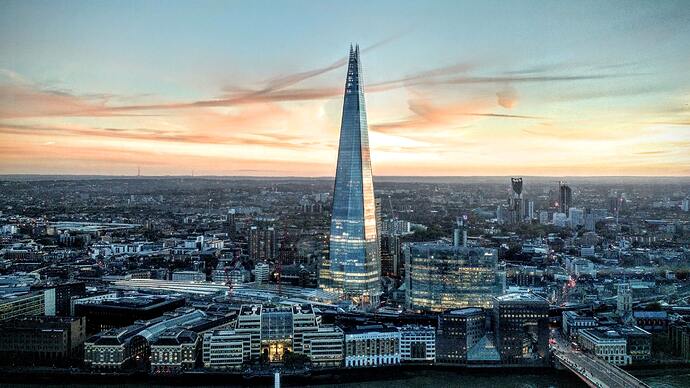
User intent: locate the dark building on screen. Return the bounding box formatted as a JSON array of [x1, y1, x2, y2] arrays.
[[249, 226, 277, 261], [75, 295, 186, 334], [436, 308, 486, 364], [0, 316, 86, 366], [509, 177, 524, 224], [54, 282, 86, 316], [493, 293, 549, 365], [558, 181, 572, 214], [380, 234, 401, 277], [669, 319, 690, 361]]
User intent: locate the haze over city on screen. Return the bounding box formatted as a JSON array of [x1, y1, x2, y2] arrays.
[[2, 0, 690, 176]]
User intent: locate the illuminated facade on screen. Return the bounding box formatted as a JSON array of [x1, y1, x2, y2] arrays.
[[405, 243, 503, 311], [202, 304, 343, 368], [321, 45, 380, 304]]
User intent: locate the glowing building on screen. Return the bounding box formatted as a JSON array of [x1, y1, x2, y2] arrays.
[[320, 45, 380, 305], [405, 243, 504, 311]]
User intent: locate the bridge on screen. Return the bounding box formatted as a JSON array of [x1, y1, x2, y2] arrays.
[[553, 342, 649, 388]]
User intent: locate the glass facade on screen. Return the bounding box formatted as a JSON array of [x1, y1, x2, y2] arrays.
[[321, 45, 380, 303], [406, 244, 504, 311]]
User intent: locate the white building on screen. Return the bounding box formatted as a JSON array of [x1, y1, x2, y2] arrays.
[[302, 325, 344, 367], [399, 325, 435, 363], [202, 329, 250, 370], [578, 328, 631, 366], [344, 324, 400, 368], [254, 262, 270, 284]]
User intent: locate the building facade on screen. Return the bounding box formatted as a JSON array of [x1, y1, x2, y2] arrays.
[[493, 293, 549, 365], [321, 45, 381, 305], [344, 324, 400, 368], [436, 308, 486, 364], [0, 316, 86, 366], [578, 328, 631, 366], [399, 325, 436, 363], [406, 244, 503, 311]]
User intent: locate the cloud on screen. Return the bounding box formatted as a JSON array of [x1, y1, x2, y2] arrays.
[[497, 86, 518, 108], [372, 97, 542, 134]]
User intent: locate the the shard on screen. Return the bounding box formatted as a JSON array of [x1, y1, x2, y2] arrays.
[[321, 45, 380, 305]]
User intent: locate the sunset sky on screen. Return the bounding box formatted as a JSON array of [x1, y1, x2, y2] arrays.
[[1, 0, 689, 176]]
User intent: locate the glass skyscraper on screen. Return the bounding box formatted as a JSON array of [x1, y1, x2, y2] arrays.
[[321, 45, 380, 305]]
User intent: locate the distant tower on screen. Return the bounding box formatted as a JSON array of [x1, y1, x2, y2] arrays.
[[453, 215, 468, 247], [617, 283, 632, 317], [510, 177, 524, 224], [558, 181, 572, 214], [321, 45, 380, 306]]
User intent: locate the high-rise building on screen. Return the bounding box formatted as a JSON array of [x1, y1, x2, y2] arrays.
[[509, 178, 524, 224], [558, 181, 572, 214], [321, 45, 380, 305], [405, 243, 504, 311], [249, 226, 277, 261]]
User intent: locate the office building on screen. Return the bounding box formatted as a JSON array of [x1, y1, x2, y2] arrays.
[[0, 316, 86, 366], [73, 293, 186, 334], [406, 243, 503, 311], [558, 182, 572, 214], [249, 226, 277, 261], [254, 262, 270, 284], [399, 325, 436, 363], [380, 234, 401, 277], [578, 328, 631, 366], [509, 177, 524, 224], [436, 308, 486, 364], [302, 325, 345, 367], [202, 303, 342, 368], [321, 45, 381, 305], [493, 293, 549, 365], [0, 291, 45, 321], [344, 324, 400, 367], [562, 310, 597, 339], [150, 328, 200, 374]]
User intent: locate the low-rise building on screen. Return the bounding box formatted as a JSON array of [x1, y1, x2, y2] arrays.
[[344, 324, 400, 368], [202, 329, 248, 369], [399, 325, 435, 363], [578, 328, 631, 366], [562, 310, 597, 339], [302, 324, 344, 367], [171, 271, 206, 282], [0, 316, 86, 366], [150, 328, 199, 374]]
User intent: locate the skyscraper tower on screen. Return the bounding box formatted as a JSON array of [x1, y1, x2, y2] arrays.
[[559, 181, 572, 214], [510, 177, 524, 224], [321, 45, 380, 306]]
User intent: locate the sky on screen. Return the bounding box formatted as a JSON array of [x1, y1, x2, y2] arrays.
[[1, 0, 689, 177]]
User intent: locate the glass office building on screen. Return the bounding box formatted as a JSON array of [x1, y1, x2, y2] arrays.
[[321, 45, 380, 305], [405, 243, 504, 311]]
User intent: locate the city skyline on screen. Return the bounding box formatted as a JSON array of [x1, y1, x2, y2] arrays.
[[1, 1, 690, 176]]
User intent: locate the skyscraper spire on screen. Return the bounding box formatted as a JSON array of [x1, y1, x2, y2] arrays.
[[320, 45, 380, 307]]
